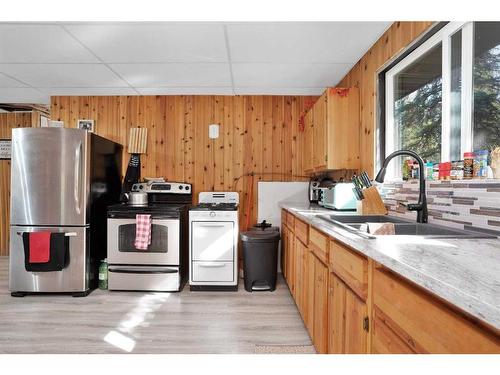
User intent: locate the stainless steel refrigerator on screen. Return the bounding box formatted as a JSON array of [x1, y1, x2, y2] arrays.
[[9, 128, 122, 296]]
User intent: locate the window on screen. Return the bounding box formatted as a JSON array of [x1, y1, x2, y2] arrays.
[[384, 22, 500, 175]]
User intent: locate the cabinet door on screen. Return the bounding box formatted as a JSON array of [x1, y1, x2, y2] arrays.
[[344, 287, 369, 353], [281, 226, 288, 281], [294, 238, 302, 308], [313, 255, 329, 353], [305, 249, 316, 335], [303, 109, 314, 173], [288, 230, 295, 296], [328, 272, 346, 353], [326, 87, 360, 170], [299, 241, 309, 327], [313, 92, 327, 170]]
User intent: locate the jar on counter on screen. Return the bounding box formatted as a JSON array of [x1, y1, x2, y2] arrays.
[[451, 160, 464, 180], [439, 162, 451, 180], [464, 152, 474, 179]]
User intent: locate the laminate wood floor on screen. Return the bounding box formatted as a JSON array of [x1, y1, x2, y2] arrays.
[[0, 257, 313, 354]]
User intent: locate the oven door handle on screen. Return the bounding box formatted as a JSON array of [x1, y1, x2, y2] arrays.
[[108, 268, 179, 274]]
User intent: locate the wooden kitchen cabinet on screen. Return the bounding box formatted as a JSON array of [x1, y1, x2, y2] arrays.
[[303, 108, 314, 173], [328, 272, 368, 354], [313, 253, 329, 353], [372, 267, 500, 354], [302, 87, 360, 174], [312, 91, 328, 170]]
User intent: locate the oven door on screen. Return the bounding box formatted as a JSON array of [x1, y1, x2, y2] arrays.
[[107, 218, 180, 265]]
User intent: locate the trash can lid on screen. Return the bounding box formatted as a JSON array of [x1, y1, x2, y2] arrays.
[[240, 230, 281, 242]]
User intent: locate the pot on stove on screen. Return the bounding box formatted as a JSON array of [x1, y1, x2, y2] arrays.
[[127, 191, 148, 206]]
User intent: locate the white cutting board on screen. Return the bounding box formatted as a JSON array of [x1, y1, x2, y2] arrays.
[[257, 182, 309, 273]]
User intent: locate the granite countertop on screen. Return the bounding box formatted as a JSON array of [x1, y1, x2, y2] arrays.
[[280, 202, 500, 331]]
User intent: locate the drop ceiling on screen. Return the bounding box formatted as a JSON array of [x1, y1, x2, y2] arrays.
[[0, 22, 390, 104]]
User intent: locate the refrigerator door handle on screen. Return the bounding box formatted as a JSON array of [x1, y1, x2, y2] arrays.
[[74, 141, 82, 215]]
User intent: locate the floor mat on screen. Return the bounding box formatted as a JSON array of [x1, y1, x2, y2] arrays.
[[254, 345, 316, 354]]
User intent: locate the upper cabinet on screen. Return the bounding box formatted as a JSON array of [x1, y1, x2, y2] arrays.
[[302, 87, 360, 174]]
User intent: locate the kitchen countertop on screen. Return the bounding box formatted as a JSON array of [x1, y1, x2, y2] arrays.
[[280, 202, 500, 331]]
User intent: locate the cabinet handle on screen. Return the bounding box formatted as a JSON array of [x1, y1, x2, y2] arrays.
[[363, 317, 370, 332]]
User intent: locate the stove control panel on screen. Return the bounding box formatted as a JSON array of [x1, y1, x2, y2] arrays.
[[132, 181, 191, 194]]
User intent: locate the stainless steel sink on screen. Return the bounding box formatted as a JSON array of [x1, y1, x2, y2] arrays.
[[318, 215, 497, 239]]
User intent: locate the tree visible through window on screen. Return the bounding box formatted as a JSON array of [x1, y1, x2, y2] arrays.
[[473, 22, 500, 151], [393, 44, 442, 163]]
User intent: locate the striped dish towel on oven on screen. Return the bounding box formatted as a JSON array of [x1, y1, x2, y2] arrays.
[[134, 214, 152, 250]]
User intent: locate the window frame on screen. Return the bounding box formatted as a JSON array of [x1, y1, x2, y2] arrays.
[[384, 21, 474, 177]]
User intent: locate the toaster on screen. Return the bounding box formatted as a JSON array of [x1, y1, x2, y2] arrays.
[[321, 183, 357, 211]]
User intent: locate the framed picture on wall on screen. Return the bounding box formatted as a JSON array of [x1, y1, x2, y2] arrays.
[[0, 139, 11, 160], [77, 119, 95, 132]]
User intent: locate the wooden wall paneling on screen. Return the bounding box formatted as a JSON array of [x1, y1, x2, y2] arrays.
[[213, 96, 225, 190], [232, 96, 245, 225], [283, 97, 294, 181], [271, 96, 284, 180], [222, 96, 234, 192], [0, 112, 37, 255], [262, 96, 273, 181], [184, 95, 194, 186]]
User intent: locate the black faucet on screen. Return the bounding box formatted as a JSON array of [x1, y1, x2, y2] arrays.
[[375, 150, 428, 223]]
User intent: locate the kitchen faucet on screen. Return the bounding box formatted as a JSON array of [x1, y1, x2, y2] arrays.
[[375, 150, 428, 223]]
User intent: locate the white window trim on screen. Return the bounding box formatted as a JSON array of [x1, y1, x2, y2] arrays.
[[385, 22, 473, 178]]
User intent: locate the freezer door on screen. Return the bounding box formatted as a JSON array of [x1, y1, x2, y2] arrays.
[[10, 128, 89, 226], [9, 226, 89, 293]]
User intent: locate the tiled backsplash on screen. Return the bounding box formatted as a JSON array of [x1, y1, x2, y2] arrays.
[[379, 179, 500, 235]]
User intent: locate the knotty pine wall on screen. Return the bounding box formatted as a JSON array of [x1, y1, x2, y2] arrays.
[[0, 112, 40, 256], [50, 95, 316, 231], [336, 21, 434, 177]]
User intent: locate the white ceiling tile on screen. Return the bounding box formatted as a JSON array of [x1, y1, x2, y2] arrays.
[[232, 63, 351, 88], [136, 87, 234, 95], [110, 63, 231, 87], [0, 73, 27, 88], [0, 88, 48, 104], [227, 22, 390, 63], [64, 23, 228, 63], [0, 24, 99, 63], [40, 87, 138, 96], [0, 64, 129, 88], [234, 87, 324, 95]]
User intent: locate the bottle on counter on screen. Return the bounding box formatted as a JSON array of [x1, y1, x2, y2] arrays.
[[464, 152, 474, 179], [402, 158, 411, 180], [99, 258, 108, 290], [425, 162, 434, 180], [475, 150, 489, 179]]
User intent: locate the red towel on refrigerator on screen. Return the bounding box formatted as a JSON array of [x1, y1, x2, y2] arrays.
[[28, 232, 51, 263], [134, 214, 152, 250]]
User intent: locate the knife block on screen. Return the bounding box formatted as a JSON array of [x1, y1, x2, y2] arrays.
[[358, 186, 388, 215]]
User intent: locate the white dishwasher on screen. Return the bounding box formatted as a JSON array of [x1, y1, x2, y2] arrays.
[[189, 192, 239, 291]]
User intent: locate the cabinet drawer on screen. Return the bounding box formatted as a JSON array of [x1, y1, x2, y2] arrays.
[[329, 240, 367, 300], [192, 261, 235, 283], [309, 227, 328, 263], [373, 268, 500, 353], [281, 209, 288, 228], [295, 218, 309, 245]]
